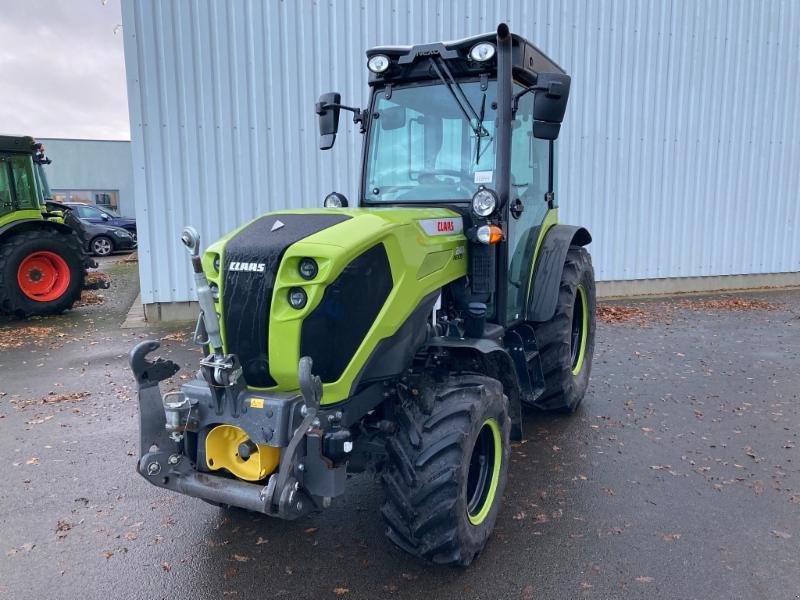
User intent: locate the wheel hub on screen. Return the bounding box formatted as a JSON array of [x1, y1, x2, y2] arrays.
[[570, 284, 588, 375], [466, 418, 502, 525], [17, 251, 72, 302]]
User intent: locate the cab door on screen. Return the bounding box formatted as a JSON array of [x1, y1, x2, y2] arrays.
[[0, 157, 13, 217], [505, 87, 552, 322]]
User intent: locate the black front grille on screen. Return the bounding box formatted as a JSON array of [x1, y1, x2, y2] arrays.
[[300, 243, 393, 383], [221, 213, 351, 387]]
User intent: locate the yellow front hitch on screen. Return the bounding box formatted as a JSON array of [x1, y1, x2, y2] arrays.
[[205, 424, 280, 481]]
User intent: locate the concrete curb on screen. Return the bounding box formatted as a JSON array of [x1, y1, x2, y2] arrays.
[[121, 292, 146, 328]]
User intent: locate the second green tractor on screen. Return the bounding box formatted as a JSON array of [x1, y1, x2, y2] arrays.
[[131, 23, 595, 566]]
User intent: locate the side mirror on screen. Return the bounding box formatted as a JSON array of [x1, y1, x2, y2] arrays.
[[101, 213, 110, 220], [316, 92, 341, 150], [532, 73, 571, 140]]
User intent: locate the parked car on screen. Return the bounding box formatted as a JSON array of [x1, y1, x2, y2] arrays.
[[63, 202, 137, 241], [45, 201, 137, 256]]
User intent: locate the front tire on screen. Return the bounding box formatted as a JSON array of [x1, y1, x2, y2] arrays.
[[91, 235, 114, 256], [532, 246, 596, 412], [381, 375, 510, 566]]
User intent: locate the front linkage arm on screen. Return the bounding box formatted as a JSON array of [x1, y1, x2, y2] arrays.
[[130, 340, 180, 459]]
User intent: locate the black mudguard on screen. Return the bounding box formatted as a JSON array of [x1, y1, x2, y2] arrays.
[[527, 224, 591, 323], [0, 218, 75, 240]]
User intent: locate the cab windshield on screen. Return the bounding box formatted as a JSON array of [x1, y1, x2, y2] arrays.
[[364, 80, 497, 203]]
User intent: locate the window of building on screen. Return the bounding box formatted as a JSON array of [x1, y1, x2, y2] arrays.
[[51, 189, 119, 212]]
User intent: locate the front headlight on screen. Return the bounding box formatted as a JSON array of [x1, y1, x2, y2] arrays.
[[114, 229, 131, 238], [367, 54, 390, 73], [472, 187, 498, 217]]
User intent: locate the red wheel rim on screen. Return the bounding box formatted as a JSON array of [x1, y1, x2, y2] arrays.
[[16, 251, 72, 302]]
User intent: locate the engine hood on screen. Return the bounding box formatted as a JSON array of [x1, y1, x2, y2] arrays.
[[202, 207, 468, 402]]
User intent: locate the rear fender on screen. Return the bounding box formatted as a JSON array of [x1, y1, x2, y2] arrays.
[[526, 225, 591, 322], [0, 218, 75, 240]]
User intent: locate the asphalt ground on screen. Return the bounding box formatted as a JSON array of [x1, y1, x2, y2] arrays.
[[1, 261, 798, 600]]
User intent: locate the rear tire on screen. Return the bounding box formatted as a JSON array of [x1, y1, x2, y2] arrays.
[[532, 246, 596, 412], [381, 375, 510, 566], [0, 229, 85, 317]]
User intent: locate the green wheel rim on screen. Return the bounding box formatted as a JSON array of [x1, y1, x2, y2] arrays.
[[466, 418, 502, 526], [570, 284, 588, 375]]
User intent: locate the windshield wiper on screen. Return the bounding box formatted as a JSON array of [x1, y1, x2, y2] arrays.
[[428, 56, 491, 157], [475, 93, 489, 164]]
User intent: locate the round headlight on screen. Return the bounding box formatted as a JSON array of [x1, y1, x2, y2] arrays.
[[209, 283, 220, 301], [288, 287, 307, 309], [367, 54, 390, 73], [299, 258, 318, 280], [472, 187, 498, 217], [469, 42, 496, 62], [323, 192, 348, 208], [213, 255, 221, 272]]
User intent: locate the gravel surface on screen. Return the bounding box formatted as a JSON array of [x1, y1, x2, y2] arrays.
[[1, 265, 798, 599]]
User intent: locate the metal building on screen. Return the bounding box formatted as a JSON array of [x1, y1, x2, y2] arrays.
[[122, 0, 800, 319], [37, 138, 135, 217]]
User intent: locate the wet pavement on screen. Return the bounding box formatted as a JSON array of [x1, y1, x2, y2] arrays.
[[1, 261, 799, 599]]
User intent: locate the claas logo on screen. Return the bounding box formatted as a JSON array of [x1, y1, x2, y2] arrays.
[[437, 220, 455, 232], [229, 262, 266, 273]]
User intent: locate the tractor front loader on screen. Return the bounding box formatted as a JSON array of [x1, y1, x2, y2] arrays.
[[131, 24, 595, 566]]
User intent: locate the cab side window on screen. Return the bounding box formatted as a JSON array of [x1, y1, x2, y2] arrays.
[[0, 159, 12, 215], [510, 88, 549, 224], [10, 155, 39, 210]]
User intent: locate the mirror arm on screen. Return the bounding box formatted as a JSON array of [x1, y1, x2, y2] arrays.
[[511, 82, 567, 114], [316, 102, 368, 133], [511, 85, 545, 115]]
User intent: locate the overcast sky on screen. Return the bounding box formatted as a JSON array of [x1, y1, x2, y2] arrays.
[[0, 0, 129, 140]]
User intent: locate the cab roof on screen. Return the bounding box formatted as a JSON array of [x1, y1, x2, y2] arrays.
[[365, 28, 565, 87], [0, 135, 37, 154]]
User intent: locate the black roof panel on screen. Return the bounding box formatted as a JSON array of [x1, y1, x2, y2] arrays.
[[365, 27, 565, 86]]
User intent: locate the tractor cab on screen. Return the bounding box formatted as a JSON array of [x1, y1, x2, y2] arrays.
[[316, 24, 575, 330]]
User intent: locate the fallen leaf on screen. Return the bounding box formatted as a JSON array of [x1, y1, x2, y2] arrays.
[[161, 562, 171, 572], [771, 530, 791, 539], [255, 536, 268, 545], [635, 576, 654, 583], [26, 457, 39, 465], [660, 533, 681, 542], [232, 554, 250, 562], [333, 588, 350, 596], [55, 520, 72, 539]]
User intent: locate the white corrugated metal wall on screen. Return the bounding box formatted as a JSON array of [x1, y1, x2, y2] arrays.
[[122, 0, 800, 305]]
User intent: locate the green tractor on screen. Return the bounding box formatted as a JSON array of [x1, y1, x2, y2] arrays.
[[0, 135, 93, 317], [131, 24, 595, 566]]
